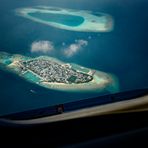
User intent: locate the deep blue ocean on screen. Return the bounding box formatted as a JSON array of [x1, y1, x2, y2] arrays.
[[0, 0, 148, 116]]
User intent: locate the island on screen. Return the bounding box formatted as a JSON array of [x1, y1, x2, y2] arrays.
[[15, 6, 114, 32], [0, 52, 119, 93]]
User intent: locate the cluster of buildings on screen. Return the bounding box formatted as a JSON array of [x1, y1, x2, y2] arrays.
[[19, 59, 93, 84]]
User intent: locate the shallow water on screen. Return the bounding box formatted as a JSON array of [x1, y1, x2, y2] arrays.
[[28, 12, 84, 26], [0, 0, 148, 116]]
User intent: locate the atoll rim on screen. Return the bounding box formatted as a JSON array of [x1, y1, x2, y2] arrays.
[[15, 6, 114, 32]]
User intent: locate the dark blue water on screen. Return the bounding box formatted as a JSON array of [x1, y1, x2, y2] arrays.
[[0, 0, 148, 116]]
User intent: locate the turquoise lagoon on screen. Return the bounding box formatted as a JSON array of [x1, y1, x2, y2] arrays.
[[16, 6, 114, 32]]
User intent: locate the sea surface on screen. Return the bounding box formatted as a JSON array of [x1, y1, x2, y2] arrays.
[[0, 0, 148, 116]]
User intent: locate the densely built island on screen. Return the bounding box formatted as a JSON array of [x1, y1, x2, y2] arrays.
[[0, 52, 118, 93], [15, 6, 114, 32]]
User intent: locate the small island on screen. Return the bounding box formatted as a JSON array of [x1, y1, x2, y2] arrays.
[[15, 6, 114, 32], [0, 52, 118, 92]]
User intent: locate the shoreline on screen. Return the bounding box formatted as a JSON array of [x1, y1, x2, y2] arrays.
[[0, 52, 119, 93], [15, 6, 114, 32]]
